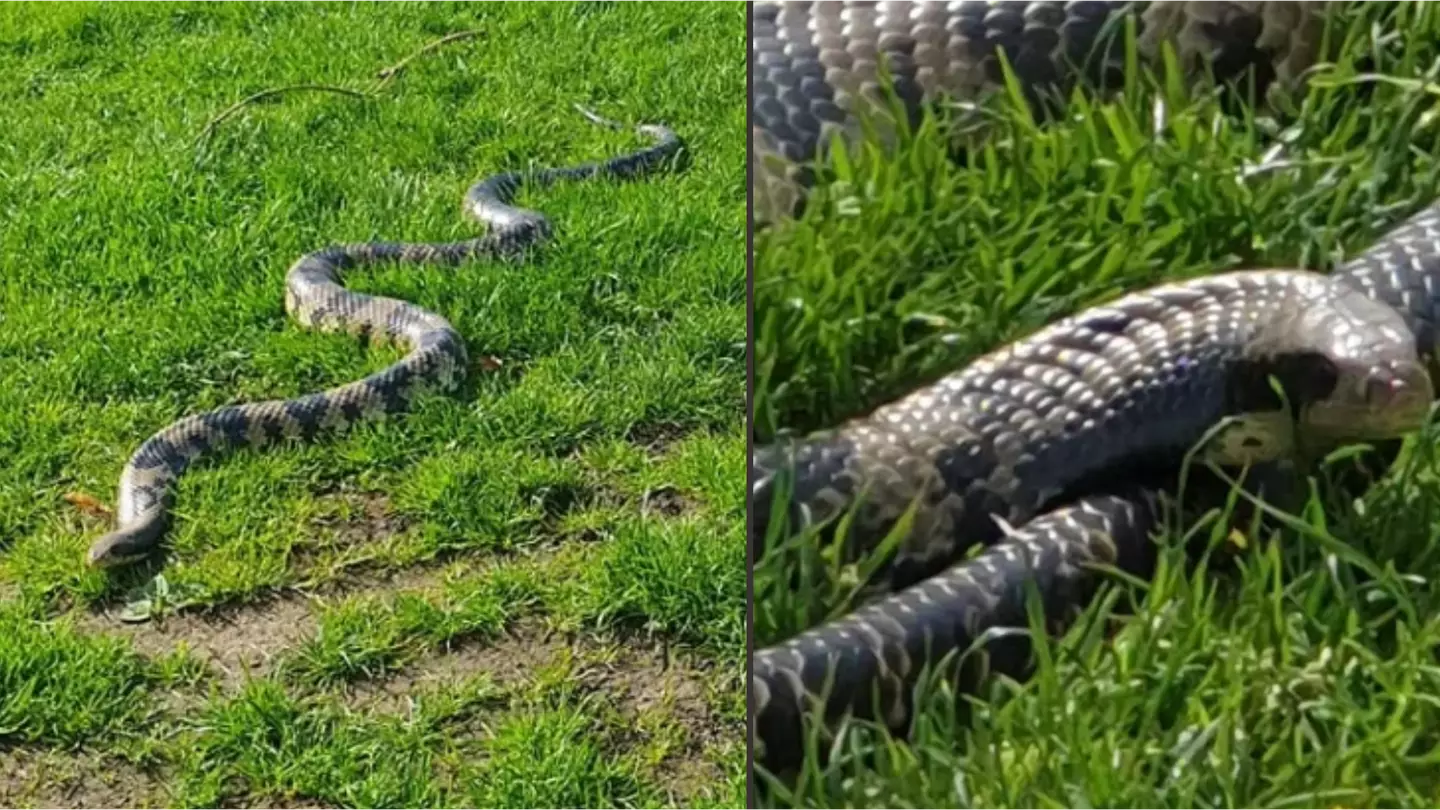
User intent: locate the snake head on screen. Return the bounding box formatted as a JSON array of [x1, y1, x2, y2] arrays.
[[1305, 356, 1434, 441], [85, 508, 169, 570], [85, 531, 152, 569], [1301, 281, 1433, 441], [1248, 274, 1435, 445]]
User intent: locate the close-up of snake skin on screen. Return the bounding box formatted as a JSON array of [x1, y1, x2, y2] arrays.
[[85, 112, 683, 569], [750, 203, 1440, 773], [752, 1, 1327, 224], [752, 268, 1432, 589], [753, 484, 1166, 772]]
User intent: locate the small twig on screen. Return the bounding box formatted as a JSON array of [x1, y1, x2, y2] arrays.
[[193, 30, 483, 147], [193, 83, 371, 147], [369, 29, 483, 94]]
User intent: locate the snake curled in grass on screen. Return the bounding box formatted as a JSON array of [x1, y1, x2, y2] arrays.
[[85, 108, 682, 569], [748, 201, 1440, 766], [748, 0, 1440, 775], [751, 204, 1440, 772]]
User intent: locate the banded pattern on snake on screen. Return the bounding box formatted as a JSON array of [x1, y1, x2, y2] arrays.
[[751, 211, 1440, 772], [752, 1, 1328, 224], [752, 203, 1440, 772], [749, 0, 1440, 777], [87, 110, 683, 569]]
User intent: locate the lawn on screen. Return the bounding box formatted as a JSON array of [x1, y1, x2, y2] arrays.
[[752, 3, 1440, 807], [0, 3, 746, 808]]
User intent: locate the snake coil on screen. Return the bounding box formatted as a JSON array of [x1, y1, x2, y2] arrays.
[[749, 0, 1440, 778], [748, 203, 1440, 766]]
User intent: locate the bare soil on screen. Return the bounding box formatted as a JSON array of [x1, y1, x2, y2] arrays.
[[0, 747, 166, 810]]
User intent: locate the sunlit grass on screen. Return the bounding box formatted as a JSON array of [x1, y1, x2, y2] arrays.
[[0, 2, 745, 807]]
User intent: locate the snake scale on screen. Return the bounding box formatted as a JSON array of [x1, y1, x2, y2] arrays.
[[749, 0, 1440, 776], [752, 1, 1326, 225], [87, 111, 682, 569], [752, 204, 1440, 772]]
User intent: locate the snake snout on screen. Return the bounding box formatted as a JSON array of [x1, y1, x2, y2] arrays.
[[85, 533, 138, 569], [1306, 358, 1433, 440], [1366, 360, 1434, 430]]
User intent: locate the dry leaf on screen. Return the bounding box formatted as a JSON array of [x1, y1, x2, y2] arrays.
[[64, 492, 113, 519]]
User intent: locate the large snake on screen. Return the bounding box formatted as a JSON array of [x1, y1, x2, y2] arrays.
[[749, 0, 1440, 776], [748, 203, 1440, 766], [86, 109, 683, 569]]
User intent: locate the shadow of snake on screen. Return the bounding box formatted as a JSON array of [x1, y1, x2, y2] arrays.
[[86, 107, 684, 569]]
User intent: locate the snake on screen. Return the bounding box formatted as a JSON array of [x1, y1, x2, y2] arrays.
[[752, 267, 1431, 580], [751, 1, 1328, 225], [748, 203, 1440, 766], [85, 109, 683, 569], [748, 0, 1440, 776]]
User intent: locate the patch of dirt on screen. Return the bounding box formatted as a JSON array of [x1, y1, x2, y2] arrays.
[[0, 747, 166, 809], [584, 644, 723, 744], [625, 422, 691, 456], [657, 753, 734, 805], [307, 489, 412, 550], [575, 640, 736, 796], [221, 789, 336, 801], [296, 488, 530, 592], [77, 559, 466, 694], [308, 556, 454, 600], [80, 594, 317, 691], [640, 485, 694, 518], [339, 619, 734, 800], [342, 617, 567, 715], [287, 488, 418, 582]]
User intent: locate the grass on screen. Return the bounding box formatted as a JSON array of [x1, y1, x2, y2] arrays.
[[752, 2, 1440, 807], [0, 2, 745, 808]]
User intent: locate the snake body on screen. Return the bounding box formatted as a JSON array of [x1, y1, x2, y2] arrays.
[[752, 1, 1327, 224], [749, 0, 1440, 776], [752, 269, 1430, 590], [753, 485, 1165, 771], [752, 204, 1440, 775], [87, 115, 682, 568]]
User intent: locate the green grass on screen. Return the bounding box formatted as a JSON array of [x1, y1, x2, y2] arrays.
[[0, 2, 744, 807], [753, 2, 1440, 807]]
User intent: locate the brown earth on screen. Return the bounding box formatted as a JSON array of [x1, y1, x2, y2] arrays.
[[0, 748, 166, 810]]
